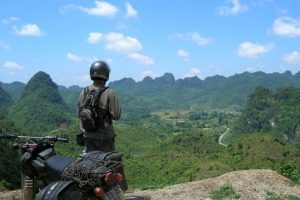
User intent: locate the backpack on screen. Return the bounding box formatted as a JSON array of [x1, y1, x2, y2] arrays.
[[79, 86, 108, 131]]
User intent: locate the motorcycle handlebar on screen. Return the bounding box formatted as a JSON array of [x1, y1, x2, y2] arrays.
[[51, 137, 69, 143], [0, 134, 68, 143], [0, 134, 17, 139]]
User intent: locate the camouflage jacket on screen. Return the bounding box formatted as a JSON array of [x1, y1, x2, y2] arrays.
[[78, 82, 121, 139]]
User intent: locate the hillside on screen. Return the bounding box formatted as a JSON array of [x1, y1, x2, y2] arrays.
[[3, 70, 300, 114], [8, 71, 72, 134], [0, 117, 20, 189], [58, 85, 82, 112], [0, 81, 25, 102], [1, 71, 300, 193], [128, 170, 300, 200], [0, 87, 12, 113], [1, 170, 299, 200], [234, 86, 300, 146], [109, 70, 300, 111]]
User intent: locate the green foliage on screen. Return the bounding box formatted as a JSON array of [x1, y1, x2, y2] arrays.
[[234, 86, 300, 147], [0, 81, 25, 102], [0, 117, 21, 189], [288, 196, 300, 200], [58, 85, 82, 113], [2, 71, 300, 192], [0, 179, 11, 190], [225, 134, 300, 171], [266, 192, 282, 200], [109, 71, 300, 111], [235, 87, 274, 133], [0, 86, 13, 114], [266, 192, 300, 200], [9, 71, 72, 134], [210, 185, 240, 200], [277, 160, 299, 183]]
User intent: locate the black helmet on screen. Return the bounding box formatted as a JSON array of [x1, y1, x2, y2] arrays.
[[90, 61, 110, 81]]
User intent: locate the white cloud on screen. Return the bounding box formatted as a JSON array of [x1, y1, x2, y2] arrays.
[[125, 3, 138, 18], [14, 24, 43, 37], [87, 32, 103, 44], [273, 17, 300, 37], [217, 0, 249, 16], [67, 53, 83, 62], [282, 51, 300, 64], [2, 61, 24, 70], [177, 49, 190, 62], [184, 67, 201, 78], [128, 53, 154, 65], [105, 32, 143, 53], [79, 1, 118, 16], [87, 32, 153, 65], [87, 32, 142, 53], [1, 16, 18, 24], [237, 42, 274, 58], [172, 32, 214, 46], [142, 70, 159, 78], [0, 40, 10, 50], [177, 49, 189, 58]]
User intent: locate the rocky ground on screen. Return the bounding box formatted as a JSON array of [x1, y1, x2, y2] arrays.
[[1, 169, 299, 200]]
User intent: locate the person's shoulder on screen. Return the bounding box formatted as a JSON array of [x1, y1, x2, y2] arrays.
[[81, 85, 90, 92], [106, 87, 118, 96]]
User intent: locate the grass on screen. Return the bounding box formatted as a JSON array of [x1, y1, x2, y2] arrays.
[[266, 192, 300, 200], [210, 185, 240, 200]]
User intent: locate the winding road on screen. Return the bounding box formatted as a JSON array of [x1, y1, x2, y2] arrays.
[[218, 127, 229, 147]]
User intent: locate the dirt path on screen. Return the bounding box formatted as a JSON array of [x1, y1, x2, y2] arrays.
[[218, 127, 229, 147], [1, 170, 299, 200]]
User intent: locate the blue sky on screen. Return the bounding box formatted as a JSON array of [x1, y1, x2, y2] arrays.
[[0, 0, 300, 86]]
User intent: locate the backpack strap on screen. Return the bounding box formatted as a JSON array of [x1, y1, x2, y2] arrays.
[[93, 87, 110, 127], [83, 86, 89, 98], [82, 86, 90, 107], [93, 87, 109, 107]]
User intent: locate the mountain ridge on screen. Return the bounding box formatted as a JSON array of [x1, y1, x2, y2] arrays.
[[2, 70, 300, 116], [8, 71, 72, 133]]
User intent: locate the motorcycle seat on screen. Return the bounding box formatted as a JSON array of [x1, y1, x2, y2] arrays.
[[83, 151, 123, 161], [45, 155, 74, 180]]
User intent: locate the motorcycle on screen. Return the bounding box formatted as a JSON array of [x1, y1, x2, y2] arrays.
[[0, 133, 126, 200]]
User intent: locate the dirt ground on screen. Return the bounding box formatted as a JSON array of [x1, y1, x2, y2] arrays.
[[1, 169, 299, 200]]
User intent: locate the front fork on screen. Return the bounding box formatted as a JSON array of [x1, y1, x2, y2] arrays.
[[21, 172, 34, 200]]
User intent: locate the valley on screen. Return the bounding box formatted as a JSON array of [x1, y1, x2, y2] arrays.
[[0, 70, 299, 193]]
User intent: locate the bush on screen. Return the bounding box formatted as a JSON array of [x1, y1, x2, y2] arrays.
[[210, 185, 240, 200], [277, 160, 299, 182]]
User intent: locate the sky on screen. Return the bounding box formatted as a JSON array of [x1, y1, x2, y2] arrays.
[[0, 0, 300, 86]]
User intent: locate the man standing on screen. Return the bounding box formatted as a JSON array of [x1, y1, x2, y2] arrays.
[[78, 60, 121, 152]]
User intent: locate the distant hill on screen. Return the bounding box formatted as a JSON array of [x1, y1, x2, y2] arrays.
[[0, 81, 25, 102], [3, 70, 300, 115], [109, 70, 300, 110], [58, 85, 82, 113], [234, 86, 300, 146], [57, 84, 151, 121], [9, 71, 72, 134], [0, 86, 12, 113]]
